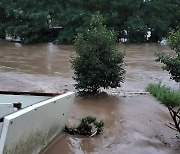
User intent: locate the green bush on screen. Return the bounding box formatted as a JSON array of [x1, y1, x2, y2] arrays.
[[65, 116, 104, 136], [156, 27, 180, 83], [71, 13, 125, 94], [146, 83, 180, 107], [168, 28, 180, 55]]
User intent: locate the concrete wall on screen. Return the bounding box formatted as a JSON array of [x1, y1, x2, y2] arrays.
[[0, 94, 51, 108], [0, 104, 14, 134], [0, 92, 75, 154], [0, 104, 14, 119]]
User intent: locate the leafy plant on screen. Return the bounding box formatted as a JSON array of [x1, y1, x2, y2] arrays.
[[151, 27, 180, 134], [65, 116, 104, 136], [156, 27, 180, 83], [147, 83, 180, 107], [168, 28, 180, 54], [71, 13, 125, 95]]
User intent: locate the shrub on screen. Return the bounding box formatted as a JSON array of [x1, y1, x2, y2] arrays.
[[71, 13, 125, 94], [156, 27, 180, 83], [147, 83, 180, 133], [65, 116, 104, 136], [147, 83, 180, 107]]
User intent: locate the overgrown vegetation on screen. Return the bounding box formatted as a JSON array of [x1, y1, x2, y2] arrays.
[[147, 83, 180, 133], [0, 0, 179, 44], [71, 13, 125, 95], [156, 27, 180, 83], [65, 116, 104, 136], [150, 28, 180, 133], [147, 83, 180, 107]]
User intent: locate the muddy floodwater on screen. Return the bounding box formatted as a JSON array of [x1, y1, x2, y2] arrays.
[[0, 41, 177, 93], [0, 40, 179, 153]]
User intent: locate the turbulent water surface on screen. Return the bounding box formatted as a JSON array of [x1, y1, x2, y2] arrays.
[[0, 40, 179, 154]]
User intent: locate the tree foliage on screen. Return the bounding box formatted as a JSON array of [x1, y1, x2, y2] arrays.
[[0, 0, 61, 44], [71, 13, 125, 94], [0, 3, 6, 39], [168, 28, 180, 54], [153, 28, 180, 133], [0, 0, 179, 44], [156, 27, 180, 83]]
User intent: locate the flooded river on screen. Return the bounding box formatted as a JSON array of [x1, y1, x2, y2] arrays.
[[0, 41, 177, 93], [0, 40, 179, 153]]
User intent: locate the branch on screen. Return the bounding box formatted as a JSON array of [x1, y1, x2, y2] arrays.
[[177, 108, 180, 114], [165, 123, 178, 132]]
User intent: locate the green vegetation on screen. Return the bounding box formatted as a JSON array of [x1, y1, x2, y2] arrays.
[[150, 28, 180, 133], [156, 27, 180, 83], [168, 28, 180, 54], [71, 13, 125, 94], [147, 83, 180, 107], [147, 83, 180, 133], [65, 116, 104, 136], [0, 3, 6, 39], [0, 0, 179, 44]]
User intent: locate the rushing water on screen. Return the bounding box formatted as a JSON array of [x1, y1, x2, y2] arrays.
[[0, 40, 177, 93], [0, 40, 179, 154]]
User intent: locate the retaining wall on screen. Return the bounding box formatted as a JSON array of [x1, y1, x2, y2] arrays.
[[0, 92, 75, 154]]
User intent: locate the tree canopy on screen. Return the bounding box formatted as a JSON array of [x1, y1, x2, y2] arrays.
[[0, 0, 179, 44], [71, 13, 125, 94], [156, 27, 180, 83]]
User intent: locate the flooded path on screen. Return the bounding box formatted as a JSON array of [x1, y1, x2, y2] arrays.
[[0, 40, 179, 153]]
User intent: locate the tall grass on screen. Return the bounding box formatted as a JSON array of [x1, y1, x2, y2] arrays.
[[146, 83, 180, 107]]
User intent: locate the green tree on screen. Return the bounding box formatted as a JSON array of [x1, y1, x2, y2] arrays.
[[148, 28, 180, 133], [0, 3, 6, 39], [71, 13, 125, 94], [156, 27, 180, 83], [143, 0, 174, 42], [1, 0, 61, 44], [1, 0, 180, 44]]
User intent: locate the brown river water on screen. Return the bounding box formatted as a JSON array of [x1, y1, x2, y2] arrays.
[[0, 40, 179, 153]]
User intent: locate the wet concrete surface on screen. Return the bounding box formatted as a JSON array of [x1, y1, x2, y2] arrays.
[[0, 41, 179, 153]]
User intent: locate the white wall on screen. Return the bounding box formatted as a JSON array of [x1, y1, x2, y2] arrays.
[[0, 92, 75, 154], [0, 104, 14, 119], [0, 94, 51, 108], [0, 104, 14, 135]]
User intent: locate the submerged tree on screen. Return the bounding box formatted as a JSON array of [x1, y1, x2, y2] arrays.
[[71, 13, 125, 94]]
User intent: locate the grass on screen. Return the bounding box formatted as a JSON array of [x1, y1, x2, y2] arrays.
[[146, 83, 180, 107]]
